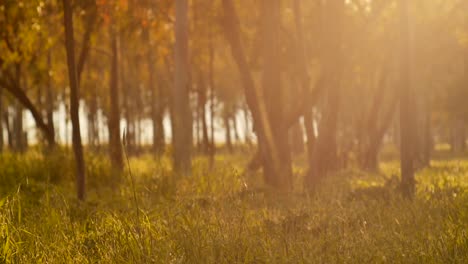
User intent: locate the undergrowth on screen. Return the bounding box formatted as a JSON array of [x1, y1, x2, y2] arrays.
[[0, 151, 467, 263]]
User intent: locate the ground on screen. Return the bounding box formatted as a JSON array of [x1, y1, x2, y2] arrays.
[[0, 149, 467, 263]]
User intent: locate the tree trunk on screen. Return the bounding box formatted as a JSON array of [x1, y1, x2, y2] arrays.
[[222, 0, 291, 188], [290, 120, 305, 155], [63, 0, 86, 201], [209, 33, 216, 158], [46, 50, 55, 149], [4, 111, 13, 149], [0, 68, 55, 147], [307, 0, 344, 186], [109, 25, 124, 172], [197, 73, 210, 154], [304, 108, 315, 164], [224, 113, 232, 152], [398, 0, 415, 198], [88, 88, 98, 149], [147, 39, 165, 155], [13, 102, 25, 152], [260, 0, 292, 189], [232, 114, 240, 144], [0, 87, 3, 153], [243, 103, 252, 146], [173, 0, 192, 174]]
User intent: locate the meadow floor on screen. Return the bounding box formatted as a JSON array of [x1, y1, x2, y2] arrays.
[[1, 150, 468, 263]]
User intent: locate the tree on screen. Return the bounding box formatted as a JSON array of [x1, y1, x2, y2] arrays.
[[399, 0, 415, 198], [108, 24, 124, 173], [62, 0, 86, 201], [172, 0, 192, 174], [307, 0, 345, 186], [259, 0, 292, 188]]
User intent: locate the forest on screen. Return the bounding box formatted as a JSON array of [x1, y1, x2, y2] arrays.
[[0, 0, 468, 262]]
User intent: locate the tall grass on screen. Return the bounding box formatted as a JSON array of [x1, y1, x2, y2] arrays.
[[0, 151, 467, 263]]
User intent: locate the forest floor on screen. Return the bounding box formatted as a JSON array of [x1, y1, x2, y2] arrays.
[[0, 149, 467, 263]]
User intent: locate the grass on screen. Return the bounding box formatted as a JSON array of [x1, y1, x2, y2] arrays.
[[0, 150, 467, 263]]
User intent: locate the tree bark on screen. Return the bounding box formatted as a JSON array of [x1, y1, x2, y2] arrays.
[[221, 0, 291, 188], [224, 112, 232, 152], [304, 108, 315, 164], [0, 87, 3, 153], [197, 73, 210, 154], [209, 30, 216, 158], [173, 0, 192, 174], [108, 25, 124, 172], [259, 0, 292, 188], [307, 0, 345, 186], [46, 50, 55, 150], [399, 0, 415, 198], [63, 0, 86, 201], [147, 38, 165, 155]]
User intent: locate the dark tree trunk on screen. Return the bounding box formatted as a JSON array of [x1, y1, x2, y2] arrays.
[[197, 73, 210, 154], [63, 0, 86, 201], [108, 26, 124, 172], [173, 0, 192, 174], [260, 0, 292, 189], [87, 78, 99, 149], [243, 103, 252, 146], [224, 113, 232, 152], [232, 114, 240, 144], [222, 0, 291, 188], [358, 70, 397, 171], [307, 0, 344, 186], [147, 38, 165, 155], [13, 102, 25, 152], [5, 111, 13, 149], [46, 50, 55, 149], [399, 0, 415, 198], [304, 108, 315, 164], [0, 87, 3, 153], [0, 67, 55, 147]]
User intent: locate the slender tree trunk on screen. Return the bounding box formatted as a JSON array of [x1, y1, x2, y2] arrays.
[[46, 50, 55, 149], [13, 102, 24, 152], [147, 39, 165, 155], [13, 64, 27, 153], [243, 103, 251, 145], [304, 108, 315, 163], [87, 81, 98, 149], [209, 36, 216, 157], [173, 0, 192, 174], [421, 96, 432, 166], [63, 0, 86, 201], [195, 103, 200, 148], [197, 73, 210, 154], [5, 111, 13, 149], [224, 113, 232, 152], [399, 0, 415, 198], [0, 87, 3, 153], [232, 114, 240, 144], [109, 26, 124, 172]]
